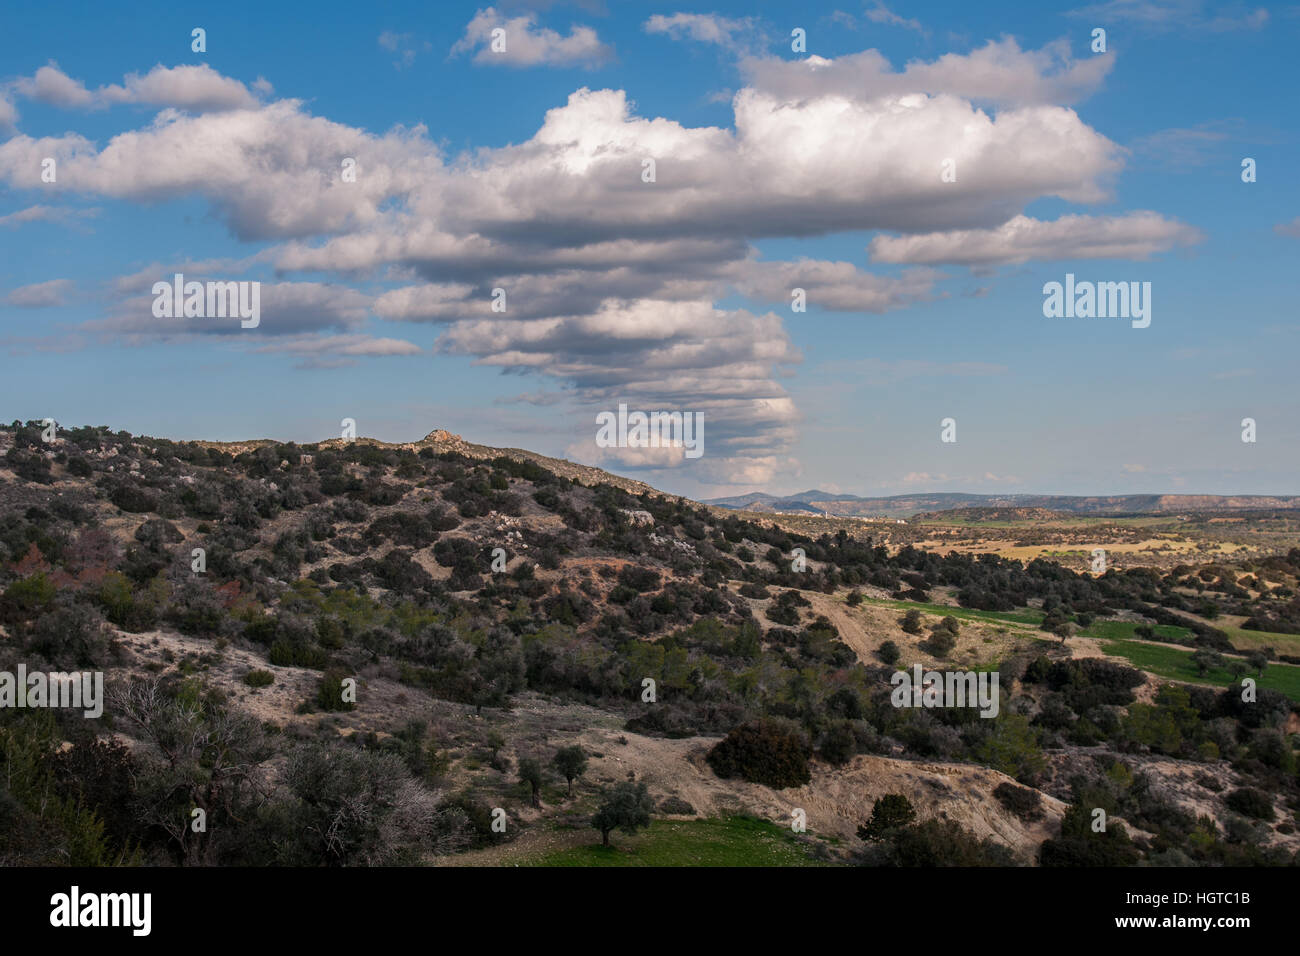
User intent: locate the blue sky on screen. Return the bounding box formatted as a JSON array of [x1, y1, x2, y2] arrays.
[[1, 0, 1296, 499]]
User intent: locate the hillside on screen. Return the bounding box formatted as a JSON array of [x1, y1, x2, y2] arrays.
[[2, 419, 1299, 868]]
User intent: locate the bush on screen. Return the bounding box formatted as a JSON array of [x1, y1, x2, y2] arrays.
[[314, 670, 356, 712], [243, 669, 275, 688], [658, 796, 696, 816], [992, 782, 1044, 822], [707, 719, 811, 789], [1224, 787, 1275, 821], [927, 627, 956, 657], [878, 640, 901, 665], [109, 484, 158, 514], [818, 721, 857, 766]]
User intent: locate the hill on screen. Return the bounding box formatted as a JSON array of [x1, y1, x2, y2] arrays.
[[2, 419, 1299, 869]]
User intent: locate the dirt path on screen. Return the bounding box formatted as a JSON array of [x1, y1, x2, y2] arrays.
[[431, 826, 594, 867]]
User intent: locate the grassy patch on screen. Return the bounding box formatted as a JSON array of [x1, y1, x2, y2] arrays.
[[521, 817, 825, 867], [1100, 639, 1300, 702], [1217, 625, 1300, 656], [1080, 620, 1193, 643], [857, 596, 1043, 627]]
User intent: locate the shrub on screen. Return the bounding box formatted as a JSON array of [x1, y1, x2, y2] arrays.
[[1224, 787, 1275, 821], [315, 670, 356, 712], [658, 796, 696, 816], [243, 669, 275, 688], [818, 721, 857, 766], [992, 782, 1044, 822], [707, 719, 811, 789]]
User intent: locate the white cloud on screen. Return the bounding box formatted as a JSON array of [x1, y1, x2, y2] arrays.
[[869, 212, 1203, 265], [13, 62, 94, 107], [643, 13, 760, 50], [0, 42, 1176, 482], [739, 37, 1115, 107], [0, 204, 98, 228], [85, 280, 371, 340], [5, 278, 74, 307], [11, 62, 262, 112], [863, 3, 925, 32], [451, 7, 612, 68]]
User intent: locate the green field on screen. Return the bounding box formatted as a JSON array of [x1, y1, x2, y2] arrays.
[[520, 817, 825, 867], [856, 596, 1043, 627], [1216, 624, 1300, 657], [1080, 620, 1194, 643], [1100, 639, 1300, 701]]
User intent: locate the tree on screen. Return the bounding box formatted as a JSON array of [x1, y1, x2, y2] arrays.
[[518, 757, 544, 808], [846, 590, 863, 607], [591, 782, 654, 847], [1190, 649, 1225, 677], [553, 746, 588, 797], [901, 609, 924, 635], [857, 794, 917, 841], [1246, 651, 1269, 678], [878, 640, 901, 665]]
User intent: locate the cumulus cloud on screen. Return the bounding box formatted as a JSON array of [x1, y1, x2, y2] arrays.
[[5, 278, 74, 307], [13, 62, 95, 107], [869, 212, 1203, 265], [731, 259, 941, 312], [0, 101, 439, 240], [84, 280, 371, 340], [739, 37, 1114, 107], [451, 7, 612, 67], [10, 62, 263, 112], [0, 42, 1177, 482]]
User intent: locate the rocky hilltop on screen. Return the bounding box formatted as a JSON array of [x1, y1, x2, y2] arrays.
[[193, 428, 682, 502]]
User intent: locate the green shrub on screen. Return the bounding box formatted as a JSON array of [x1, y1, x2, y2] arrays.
[[707, 719, 811, 789]]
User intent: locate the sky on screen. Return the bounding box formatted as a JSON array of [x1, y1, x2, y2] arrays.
[[0, 0, 1296, 500]]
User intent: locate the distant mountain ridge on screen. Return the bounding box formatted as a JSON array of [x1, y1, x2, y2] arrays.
[[703, 491, 1300, 518]]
